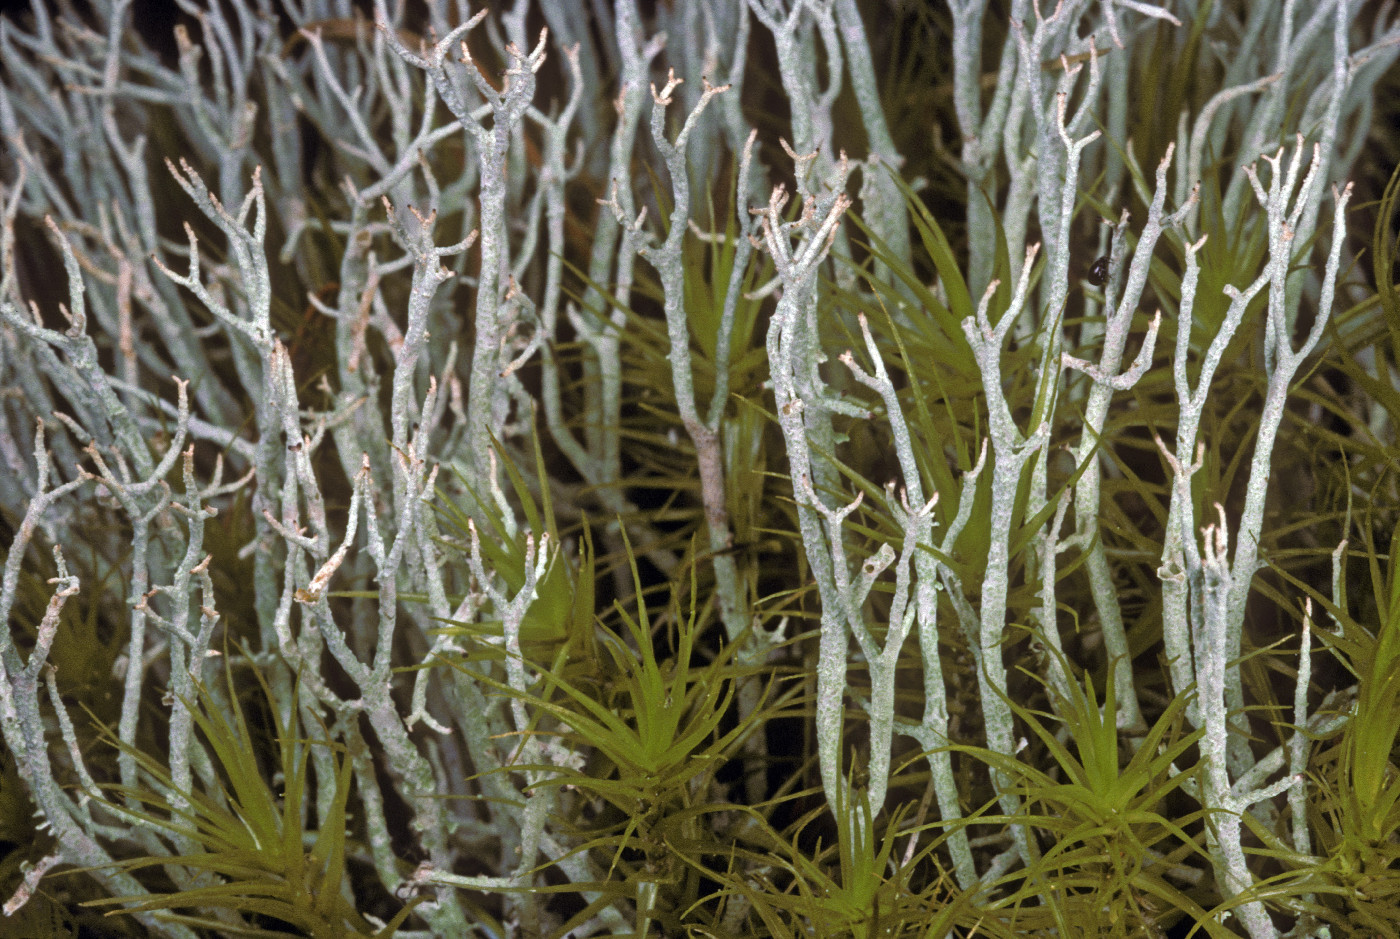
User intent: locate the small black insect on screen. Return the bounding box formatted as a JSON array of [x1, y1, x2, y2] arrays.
[[1088, 254, 1111, 286]]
